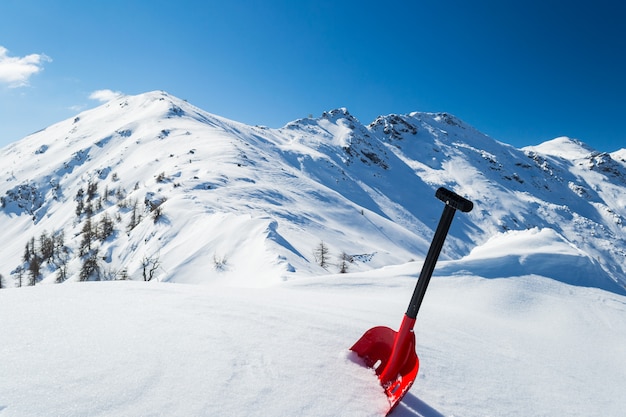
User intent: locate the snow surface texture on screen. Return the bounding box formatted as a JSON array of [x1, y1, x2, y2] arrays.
[[1, 272, 625, 416], [1, 91, 626, 415]]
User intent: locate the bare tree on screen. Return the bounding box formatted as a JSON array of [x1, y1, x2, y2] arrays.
[[14, 266, 24, 288], [314, 241, 330, 269], [338, 251, 351, 273], [142, 253, 161, 281], [127, 199, 140, 232]]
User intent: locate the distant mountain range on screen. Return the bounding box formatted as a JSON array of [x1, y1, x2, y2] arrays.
[[1, 91, 624, 294]]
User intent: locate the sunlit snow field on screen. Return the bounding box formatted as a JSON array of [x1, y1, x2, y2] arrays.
[[2, 263, 625, 416]]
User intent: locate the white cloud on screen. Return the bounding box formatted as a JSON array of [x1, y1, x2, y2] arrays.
[[89, 89, 124, 102], [0, 46, 51, 87]]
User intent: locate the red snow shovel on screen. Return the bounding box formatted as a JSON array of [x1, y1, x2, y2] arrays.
[[351, 187, 473, 414]]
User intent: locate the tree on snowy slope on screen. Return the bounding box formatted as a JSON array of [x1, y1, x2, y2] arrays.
[[98, 213, 115, 240], [314, 241, 330, 269], [79, 250, 101, 281], [79, 217, 95, 256], [141, 253, 161, 281], [27, 256, 40, 286], [127, 199, 140, 232], [338, 251, 351, 273], [12, 266, 24, 287], [17, 230, 71, 285]]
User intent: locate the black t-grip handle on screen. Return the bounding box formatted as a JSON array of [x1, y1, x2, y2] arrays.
[[436, 187, 474, 213], [406, 188, 473, 319]]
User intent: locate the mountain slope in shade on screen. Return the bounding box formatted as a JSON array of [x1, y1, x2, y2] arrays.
[[0, 91, 625, 295]]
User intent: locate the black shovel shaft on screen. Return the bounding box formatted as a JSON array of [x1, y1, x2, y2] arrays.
[[406, 188, 473, 319]]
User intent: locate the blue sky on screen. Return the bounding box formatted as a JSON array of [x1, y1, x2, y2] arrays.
[[1, 0, 624, 151]]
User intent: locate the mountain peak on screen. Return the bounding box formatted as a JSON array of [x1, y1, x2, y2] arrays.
[[321, 107, 352, 119], [525, 136, 596, 160]]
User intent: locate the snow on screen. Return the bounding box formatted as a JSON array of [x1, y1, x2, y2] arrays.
[[1, 269, 625, 416], [612, 148, 626, 165], [1, 90, 626, 416], [524, 136, 595, 160], [2, 91, 626, 290]]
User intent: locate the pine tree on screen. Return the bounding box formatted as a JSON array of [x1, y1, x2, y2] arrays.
[[23, 242, 31, 263], [54, 231, 66, 256], [29, 237, 36, 259], [98, 213, 114, 240], [75, 187, 85, 218], [39, 231, 55, 263], [84, 201, 93, 218], [76, 199, 84, 217], [79, 250, 100, 281], [79, 217, 95, 256], [86, 180, 98, 201], [28, 256, 40, 286]]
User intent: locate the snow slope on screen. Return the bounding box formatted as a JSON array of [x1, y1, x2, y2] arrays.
[[1, 91, 625, 295], [1, 269, 625, 416]]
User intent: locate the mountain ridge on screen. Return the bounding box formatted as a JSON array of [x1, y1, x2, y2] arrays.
[[1, 90, 624, 294]]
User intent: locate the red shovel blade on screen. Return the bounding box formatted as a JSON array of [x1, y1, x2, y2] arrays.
[[350, 315, 419, 414]]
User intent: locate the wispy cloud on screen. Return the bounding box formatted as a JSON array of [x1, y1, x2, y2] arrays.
[[0, 46, 51, 87], [89, 89, 124, 102]]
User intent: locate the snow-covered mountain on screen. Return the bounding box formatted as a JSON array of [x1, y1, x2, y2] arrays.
[[1, 90, 624, 294], [2, 91, 626, 417]]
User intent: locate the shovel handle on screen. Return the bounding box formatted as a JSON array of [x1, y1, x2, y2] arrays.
[[405, 188, 473, 319], [435, 187, 474, 213]]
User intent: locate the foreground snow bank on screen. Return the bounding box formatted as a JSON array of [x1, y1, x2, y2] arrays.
[[1, 269, 625, 416]]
